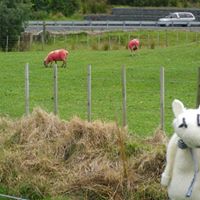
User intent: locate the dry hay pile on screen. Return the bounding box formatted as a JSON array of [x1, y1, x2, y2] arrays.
[[0, 108, 168, 200]]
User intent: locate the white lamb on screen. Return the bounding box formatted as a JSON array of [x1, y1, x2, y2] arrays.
[[161, 99, 200, 200]]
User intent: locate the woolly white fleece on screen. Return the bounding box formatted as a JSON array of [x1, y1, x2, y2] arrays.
[[161, 99, 200, 200]]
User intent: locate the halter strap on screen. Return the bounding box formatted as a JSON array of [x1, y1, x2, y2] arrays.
[[186, 148, 199, 197]]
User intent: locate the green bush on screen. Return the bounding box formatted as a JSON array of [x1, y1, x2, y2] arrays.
[[50, 0, 80, 17], [81, 0, 108, 14], [31, 11, 49, 20]]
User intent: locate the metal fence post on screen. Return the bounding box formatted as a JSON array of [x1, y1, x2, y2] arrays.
[[160, 67, 165, 131], [25, 63, 29, 116], [87, 64, 91, 122], [53, 64, 58, 115], [122, 65, 127, 127]]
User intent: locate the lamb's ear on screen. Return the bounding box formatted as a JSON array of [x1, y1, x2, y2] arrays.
[[172, 99, 184, 118]]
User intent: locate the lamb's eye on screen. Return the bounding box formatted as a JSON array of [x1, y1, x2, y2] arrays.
[[178, 117, 187, 128], [197, 114, 200, 126]]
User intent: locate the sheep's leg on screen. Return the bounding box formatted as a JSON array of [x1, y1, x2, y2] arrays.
[[62, 60, 66, 68], [49, 62, 53, 68], [130, 49, 133, 56], [161, 133, 179, 187]]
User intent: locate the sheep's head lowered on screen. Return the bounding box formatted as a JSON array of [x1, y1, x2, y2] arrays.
[[44, 60, 48, 67]]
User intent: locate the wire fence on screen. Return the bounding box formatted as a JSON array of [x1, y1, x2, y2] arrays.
[[4, 63, 194, 137], [1, 29, 200, 52], [0, 61, 198, 136], [0, 31, 199, 136]]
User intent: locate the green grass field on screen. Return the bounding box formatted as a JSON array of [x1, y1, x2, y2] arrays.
[[0, 38, 200, 137], [0, 30, 200, 200]]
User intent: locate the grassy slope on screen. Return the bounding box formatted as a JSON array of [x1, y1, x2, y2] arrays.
[[0, 43, 199, 136]]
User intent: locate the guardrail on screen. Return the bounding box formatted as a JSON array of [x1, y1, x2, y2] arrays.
[[25, 20, 200, 33]]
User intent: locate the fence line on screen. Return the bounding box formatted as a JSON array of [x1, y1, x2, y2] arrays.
[[22, 64, 168, 131], [1, 29, 200, 52], [0, 62, 194, 135]]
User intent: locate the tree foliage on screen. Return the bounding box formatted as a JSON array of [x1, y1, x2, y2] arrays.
[[107, 0, 200, 7], [0, 0, 199, 51], [31, 0, 80, 17], [32, 0, 50, 11], [81, 0, 107, 14], [0, 0, 31, 51], [49, 0, 80, 17], [30, 0, 200, 17]]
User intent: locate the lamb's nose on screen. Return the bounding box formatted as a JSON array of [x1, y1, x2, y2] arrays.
[[178, 117, 187, 128]]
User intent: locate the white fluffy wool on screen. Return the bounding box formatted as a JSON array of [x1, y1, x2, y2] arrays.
[[161, 99, 200, 200]]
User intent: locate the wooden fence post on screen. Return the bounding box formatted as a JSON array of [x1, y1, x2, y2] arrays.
[[195, 32, 198, 43], [6, 35, 8, 52], [176, 31, 179, 45], [87, 34, 89, 48], [157, 31, 160, 47], [118, 34, 121, 45], [122, 65, 127, 127], [148, 33, 150, 48], [54, 35, 56, 44], [53, 64, 58, 115], [160, 67, 165, 131], [25, 63, 29, 116], [18, 36, 20, 51], [43, 21, 46, 43], [87, 64, 92, 122], [185, 31, 188, 43], [98, 34, 101, 49], [109, 34, 111, 50], [165, 29, 168, 47], [196, 67, 200, 107]]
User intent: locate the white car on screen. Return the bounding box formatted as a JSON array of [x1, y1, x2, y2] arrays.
[[159, 12, 195, 22]]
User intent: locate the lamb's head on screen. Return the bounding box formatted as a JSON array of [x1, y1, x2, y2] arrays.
[[172, 99, 200, 148], [43, 59, 48, 67]]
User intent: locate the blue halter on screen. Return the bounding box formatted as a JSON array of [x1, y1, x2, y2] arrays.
[[178, 139, 199, 198]]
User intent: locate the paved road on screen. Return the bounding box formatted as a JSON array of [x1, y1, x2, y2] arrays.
[[25, 20, 200, 33]]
